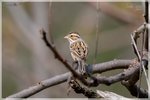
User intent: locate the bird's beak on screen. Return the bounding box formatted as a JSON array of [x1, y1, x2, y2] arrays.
[[64, 35, 68, 39]]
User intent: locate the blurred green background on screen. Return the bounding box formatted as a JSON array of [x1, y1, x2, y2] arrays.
[[2, 2, 147, 98]]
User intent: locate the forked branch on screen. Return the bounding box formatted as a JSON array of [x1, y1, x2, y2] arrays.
[[7, 30, 147, 98]]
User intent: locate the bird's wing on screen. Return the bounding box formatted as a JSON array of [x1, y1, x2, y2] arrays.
[[70, 40, 88, 60]]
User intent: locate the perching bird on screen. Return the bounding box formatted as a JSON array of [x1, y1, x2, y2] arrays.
[[64, 32, 88, 75]]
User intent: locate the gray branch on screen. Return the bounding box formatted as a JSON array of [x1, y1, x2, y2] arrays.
[[7, 59, 133, 98], [94, 64, 140, 86], [8, 73, 70, 98]]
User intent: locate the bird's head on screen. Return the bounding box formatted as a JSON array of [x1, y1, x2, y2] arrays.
[[64, 32, 81, 43]]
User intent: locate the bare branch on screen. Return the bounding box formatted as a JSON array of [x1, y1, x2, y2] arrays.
[[8, 73, 70, 98], [48, 2, 54, 44], [5, 2, 149, 98], [144, 0, 149, 23], [40, 29, 93, 86], [131, 30, 150, 88], [93, 63, 140, 86], [93, 2, 100, 64], [122, 81, 148, 98], [40, 29, 78, 75], [143, 0, 148, 64], [131, 23, 147, 58], [92, 59, 132, 73], [7, 59, 134, 98], [7, 26, 147, 98], [69, 79, 99, 98]]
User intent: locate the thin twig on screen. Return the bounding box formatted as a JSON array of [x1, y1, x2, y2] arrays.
[[40, 29, 79, 76], [131, 33, 150, 88], [48, 2, 54, 44], [93, 1, 100, 64], [40, 29, 94, 86], [137, 24, 145, 98], [131, 23, 147, 58]]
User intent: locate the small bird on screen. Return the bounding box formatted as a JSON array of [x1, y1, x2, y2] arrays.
[[64, 32, 88, 75]]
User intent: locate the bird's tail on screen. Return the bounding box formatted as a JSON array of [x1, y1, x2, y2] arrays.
[[78, 60, 86, 75]]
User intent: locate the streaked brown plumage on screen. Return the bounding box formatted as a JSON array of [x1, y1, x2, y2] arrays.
[[64, 32, 88, 74]]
